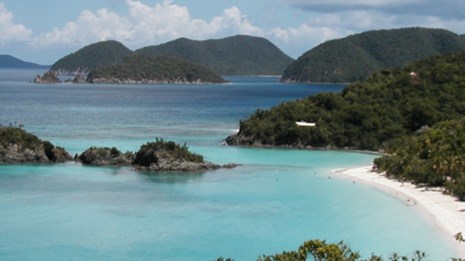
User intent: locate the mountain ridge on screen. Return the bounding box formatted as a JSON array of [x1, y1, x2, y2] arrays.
[[281, 27, 465, 83], [48, 35, 293, 76]]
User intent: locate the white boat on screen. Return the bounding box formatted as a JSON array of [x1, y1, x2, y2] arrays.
[[295, 121, 316, 127]]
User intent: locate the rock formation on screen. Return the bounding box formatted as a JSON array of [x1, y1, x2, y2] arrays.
[[0, 127, 71, 163]]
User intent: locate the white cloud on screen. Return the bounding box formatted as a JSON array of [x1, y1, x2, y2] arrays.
[[31, 0, 263, 49], [0, 3, 32, 45]]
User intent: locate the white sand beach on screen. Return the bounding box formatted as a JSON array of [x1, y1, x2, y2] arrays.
[[333, 165, 465, 257]]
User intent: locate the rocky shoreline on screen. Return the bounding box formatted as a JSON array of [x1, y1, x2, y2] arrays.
[[0, 127, 236, 173]]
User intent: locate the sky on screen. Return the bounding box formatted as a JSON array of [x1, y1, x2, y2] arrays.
[[1, 0, 465, 65]]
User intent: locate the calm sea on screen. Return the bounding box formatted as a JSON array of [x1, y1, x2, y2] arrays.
[[0, 70, 458, 260]]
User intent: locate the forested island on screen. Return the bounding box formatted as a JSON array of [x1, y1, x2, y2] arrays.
[[282, 27, 465, 83], [46, 35, 293, 76], [227, 50, 465, 200], [87, 55, 226, 84]]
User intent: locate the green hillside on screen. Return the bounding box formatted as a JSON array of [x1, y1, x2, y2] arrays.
[[87, 55, 226, 84], [227, 50, 465, 150], [228, 50, 465, 199], [135, 35, 294, 75], [282, 27, 465, 83], [50, 40, 133, 73]]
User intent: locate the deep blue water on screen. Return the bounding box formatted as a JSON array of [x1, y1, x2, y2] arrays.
[[0, 70, 459, 260]]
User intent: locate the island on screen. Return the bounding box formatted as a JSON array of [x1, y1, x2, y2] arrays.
[[86, 55, 226, 84], [227, 50, 465, 200], [77, 139, 237, 172], [0, 127, 71, 163]]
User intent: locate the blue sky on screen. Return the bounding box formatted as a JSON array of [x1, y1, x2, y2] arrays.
[[1, 0, 465, 64]]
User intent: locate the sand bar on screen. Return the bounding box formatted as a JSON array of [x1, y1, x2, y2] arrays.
[[333, 165, 465, 257]]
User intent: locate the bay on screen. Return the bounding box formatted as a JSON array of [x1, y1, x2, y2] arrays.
[[0, 70, 458, 260]]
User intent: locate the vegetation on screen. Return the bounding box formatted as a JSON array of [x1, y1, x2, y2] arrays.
[[50, 40, 133, 73], [135, 35, 294, 75], [87, 55, 226, 83], [0, 127, 71, 163], [375, 117, 465, 199], [215, 239, 433, 261], [0, 126, 44, 149], [133, 138, 204, 167], [228, 50, 465, 200], [282, 27, 465, 83], [229, 50, 465, 150]]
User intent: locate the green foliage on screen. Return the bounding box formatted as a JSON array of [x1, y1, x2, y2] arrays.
[[133, 138, 204, 167], [253, 239, 427, 261], [50, 40, 133, 73], [87, 55, 226, 83], [282, 27, 465, 83], [375, 117, 465, 199], [231, 50, 465, 151], [0, 127, 43, 149], [135, 35, 294, 75]]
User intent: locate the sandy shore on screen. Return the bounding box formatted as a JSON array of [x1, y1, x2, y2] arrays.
[[333, 165, 465, 257]]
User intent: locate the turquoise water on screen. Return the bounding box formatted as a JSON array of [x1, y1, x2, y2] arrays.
[[0, 70, 459, 260]]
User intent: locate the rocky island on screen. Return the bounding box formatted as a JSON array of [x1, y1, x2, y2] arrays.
[[0, 127, 71, 163], [77, 139, 236, 172], [0, 128, 235, 173]]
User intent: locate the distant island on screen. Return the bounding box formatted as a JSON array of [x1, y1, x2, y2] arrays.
[[135, 35, 294, 75], [47, 35, 293, 76], [87, 55, 226, 84], [0, 55, 49, 69], [281, 27, 465, 83]]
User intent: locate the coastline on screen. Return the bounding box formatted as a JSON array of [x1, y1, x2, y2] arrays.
[[333, 165, 465, 257]]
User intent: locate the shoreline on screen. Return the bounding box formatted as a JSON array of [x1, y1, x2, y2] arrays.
[[333, 165, 465, 257]]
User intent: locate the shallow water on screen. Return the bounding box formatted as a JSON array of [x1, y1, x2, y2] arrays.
[[0, 70, 459, 260]]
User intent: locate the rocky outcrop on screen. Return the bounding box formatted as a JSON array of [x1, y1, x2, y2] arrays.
[[0, 127, 71, 163], [33, 71, 61, 84], [77, 139, 238, 173], [77, 147, 133, 166]]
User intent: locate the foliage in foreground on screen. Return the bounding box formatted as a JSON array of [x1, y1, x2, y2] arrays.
[[215, 239, 444, 261]]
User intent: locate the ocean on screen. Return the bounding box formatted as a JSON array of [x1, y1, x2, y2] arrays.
[[0, 70, 458, 260]]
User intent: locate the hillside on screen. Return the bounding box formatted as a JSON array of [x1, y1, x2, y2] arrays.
[[87, 55, 226, 84], [0, 55, 49, 69], [135, 35, 294, 75], [282, 27, 465, 83], [227, 50, 465, 150], [50, 40, 133, 74], [228, 50, 465, 199]]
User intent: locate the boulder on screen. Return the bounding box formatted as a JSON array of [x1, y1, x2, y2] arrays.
[[77, 147, 133, 166]]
